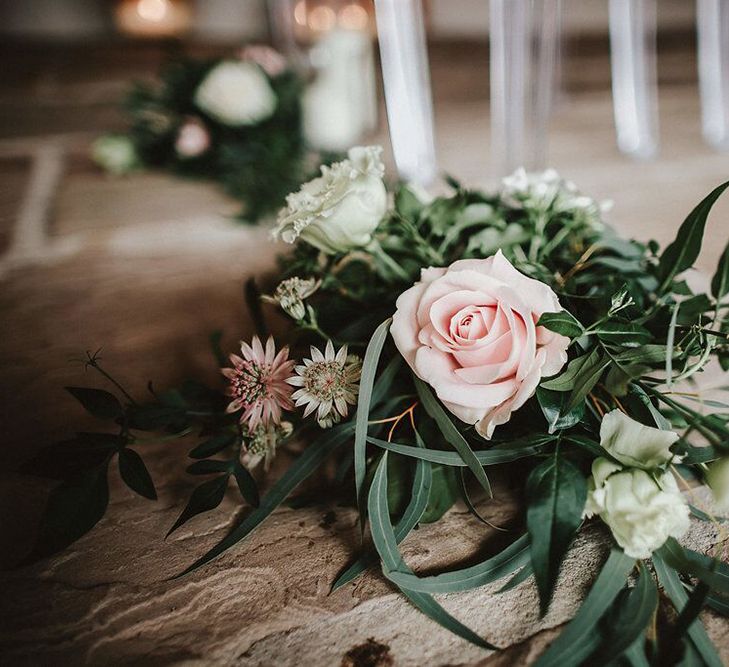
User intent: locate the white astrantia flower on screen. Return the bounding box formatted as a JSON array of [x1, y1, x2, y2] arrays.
[[584, 458, 690, 559], [706, 458, 729, 513], [262, 277, 320, 321], [241, 421, 293, 471], [287, 341, 362, 428], [502, 167, 610, 220], [600, 410, 682, 470], [273, 145, 387, 254], [194, 61, 277, 127]]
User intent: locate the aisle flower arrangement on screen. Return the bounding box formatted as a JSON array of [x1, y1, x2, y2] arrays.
[[29, 147, 729, 664], [92, 47, 321, 223]]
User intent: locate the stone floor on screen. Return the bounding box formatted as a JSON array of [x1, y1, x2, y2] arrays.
[[0, 39, 728, 666]]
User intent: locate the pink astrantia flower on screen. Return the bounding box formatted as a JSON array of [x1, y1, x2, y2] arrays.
[[222, 336, 295, 429], [391, 250, 570, 439]]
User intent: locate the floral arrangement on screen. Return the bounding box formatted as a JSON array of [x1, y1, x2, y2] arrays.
[[92, 46, 322, 223], [27, 146, 729, 663]]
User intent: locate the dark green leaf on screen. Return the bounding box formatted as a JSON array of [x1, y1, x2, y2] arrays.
[[395, 184, 425, 220], [387, 534, 530, 593], [367, 453, 494, 649], [22, 432, 121, 479], [66, 387, 123, 420], [541, 349, 598, 392], [498, 562, 534, 593], [167, 475, 229, 537], [534, 549, 635, 667], [712, 241, 729, 303], [419, 463, 461, 523], [233, 461, 260, 507], [176, 422, 354, 576], [658, 181, 729, 293], [566, 350, 610, 411], [118, 447, 157, 500], [26, 466, 110, 562], [127, 404, 187, 431], [537, 388, 584, 433], [415, 377, 492, 497], [537, 311, 584, 338], [354, 318, 392, 525], [526, 452, 587, 614], [595, 322, 652, 347], [658, 538, 729, 595], [189, 432, 237, 459], [653, 553, 723, 667], [585, 562, 657, 666], [186, 459, 233, 475]]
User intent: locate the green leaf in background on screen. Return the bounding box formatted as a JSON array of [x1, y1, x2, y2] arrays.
[[167, 474, 229, 537], [584, 562, 657, 666], [526, 451, 587, 615], [657, 181, 729, 293], [354, 318, 392, 526], [537, 388, 585, 433], [186, 459, 233, 475], [415, 377, 492, 498], [534, 549, 635, 667], [66, 387, 123, 420], [711, 240, 729, 303], [367, 453, 494, 649], [233, 461, 260, 508], [189, 432, 238, 459], [418, 463, 461, 523], [331, 430, 432, 591], [541, 349, 598, 392], [22, 432, 121, 480], [126, 404, 187, 431], [537, 311, 584, 339], [595, 321, 652, 347], [566, 350, 610, 410], [176, 422, 355, 577], [25, 466, 110, 563], [653, 553, 723, 667], [658, 538, 729, 595], [395, 184, 426, 221], [386, 534, 530, 594], [118, 447, 157, 500]]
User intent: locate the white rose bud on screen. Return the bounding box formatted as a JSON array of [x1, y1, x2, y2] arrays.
[[273, 146, 388, 255], [706, 458, 729, 512], [600, 410, 682, 470], [91, 135, 140, 175], [584, 458, 690, 559], [194, 61, 277, 127]]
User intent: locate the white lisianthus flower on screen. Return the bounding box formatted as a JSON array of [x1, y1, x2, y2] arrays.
[[584, 458, 690, 559], [91, 135, 140, 175], [600, 410, 682, 470], [194, 61, 277, 127], [273, 146, 387, 254], [706, 458, 729, 513]]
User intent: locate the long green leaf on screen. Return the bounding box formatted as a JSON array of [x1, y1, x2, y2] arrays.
[[498, 562, 534, 593], [658, 181, 729, 293], [653, 554, 723, 667], [711, 240, 729, 303], [585, 562, 657, 667], [414, 377, 492, 497], [367, 435, 555, 466], [354, 318, 392, 525], [368, 453, 494, 649], [175, 422, 354, 577], [534, 549, 635, 667], [331, 430, 432, 591], [658, 538, 729, 595], [526, 451, 587, 615], [566, 351, 610, 411], [386, 534, 530, 594]]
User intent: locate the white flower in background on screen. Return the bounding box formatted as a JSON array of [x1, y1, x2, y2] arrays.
[[502, 167, 609, 219], [273, 146, 387, 254], [287, 341, 362, 428], [262, 277, 320, 321], [175, 117, 211, 158], [240, 44, 287, 77], [584, 458, 690, 558], [600, 410, 682, 470], [194, 61, 277, 127], [706, 458, 729, 512], [91, 135, 140, 175], [241, 421, 293, 470]]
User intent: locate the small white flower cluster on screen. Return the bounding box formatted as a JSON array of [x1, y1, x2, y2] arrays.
[[262, 277, 320, 321], [273, 145, 387, 254], [241, 421, 294, 471], [502, 167, 612, 221], [584, 410, 690, 559]]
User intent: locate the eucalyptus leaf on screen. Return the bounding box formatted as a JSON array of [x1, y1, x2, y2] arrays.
[[526, 452, 587, 614], [167, 474, 230, 537], [118, 447, 157, 500], [233, 461, 260, 507]]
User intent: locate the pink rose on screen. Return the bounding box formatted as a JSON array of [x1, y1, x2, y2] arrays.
[[391, 251, 569, 438], [175, 117, 210, 158]]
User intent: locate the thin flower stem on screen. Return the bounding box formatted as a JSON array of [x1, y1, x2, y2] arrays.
[[85, 352, 137, 405]]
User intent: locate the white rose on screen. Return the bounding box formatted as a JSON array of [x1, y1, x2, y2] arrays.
[[273, 145, 387, 254], [91, 135, 140, 175], [194, 61, 277, 127], [706, 458, 729, 513], [600, 410, 681, 470], [585, 458, 690, 559]]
